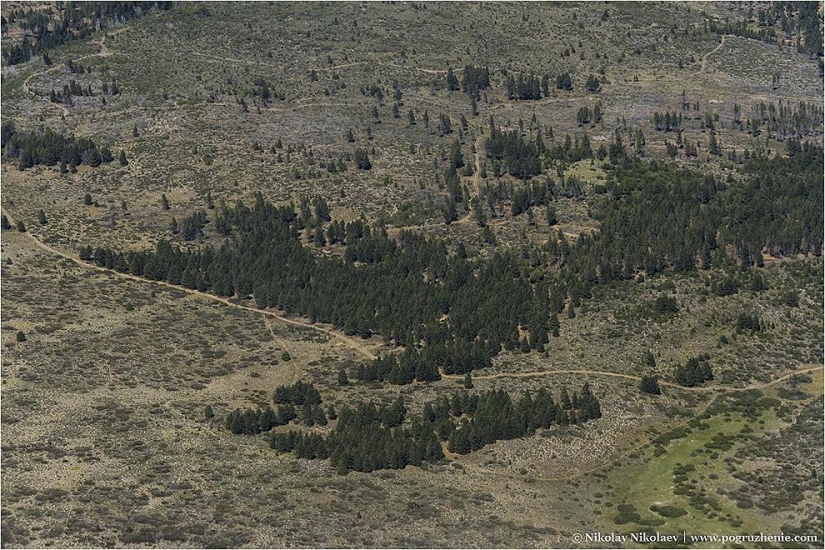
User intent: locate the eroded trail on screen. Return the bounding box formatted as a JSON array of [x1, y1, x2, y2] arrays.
[[698, 34, 728, 75]]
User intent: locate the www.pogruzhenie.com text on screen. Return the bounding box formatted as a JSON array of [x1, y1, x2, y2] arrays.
[[572, 531, 819, 545]]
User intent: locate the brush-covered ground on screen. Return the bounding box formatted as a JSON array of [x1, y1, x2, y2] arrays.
[[1, 1, 823, 548]]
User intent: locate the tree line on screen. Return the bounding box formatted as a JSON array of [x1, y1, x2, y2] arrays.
[[446, 64, 491, 99]]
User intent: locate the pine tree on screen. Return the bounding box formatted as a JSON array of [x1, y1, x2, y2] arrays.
[[119, 149, 128, 166], [560, 387, 572, 409], [708, 133, 719, 155], [38, 210, 47, 225], [449, 139, 464, 168], [585, 74, 601, 92], [16, 220, 26, 232], [84, 193, 93, 205], [549, 312, 560, 337], [546, 204, 558, 226], [354, 148, 372, 170], [639, 375, 661, 395], [337, 367, 349, 386], [1, 214, 10, 230], [161, 194, 170, 210], [446, 67, 460, 91]]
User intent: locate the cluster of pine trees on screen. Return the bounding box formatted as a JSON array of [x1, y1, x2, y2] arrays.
[[273, 380, 321, 406], [505, 73, 543, 101], [447, 384, 601, 454], [352, 340, 493, 385], [565, 145, 822, 282], [707, 17, 777, 46], [84, 194, 553, 376], [735, 312, 761, 333], [653, 111, 682, 132], [486, 120, 542, 180], [713, 276, 740, 296], [48, 79, 96, 105], [737, 101, 822, 140], [475, 172, 580, 223], [269, 384, 602, 473], [674, 356, 713, 387], [484, 118, 595, 180], [585, 75, 601, 92], [791, 2, 823, 56], [225, 381, 327, 434], [271, 398, 444, 473], [724, 144, 823, 258], [707, 3, 822, 56], [576, 104, 602, 126], [225, 406, 285, 435], [556, 72, 573, 91], [172, 209, 208, 241], [2, 121, 114, 171], [460, 64, 491, 98], [639, 375, 661, 395]]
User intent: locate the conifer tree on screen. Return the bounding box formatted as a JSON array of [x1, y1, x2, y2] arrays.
[[337, 367, 349, 386], [446, 67, 460, 91], [639, 375, 661, 395]]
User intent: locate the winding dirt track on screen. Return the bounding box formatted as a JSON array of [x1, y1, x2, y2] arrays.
[[698, 34, 727, 75], [444, 365, 823, 393], [1, 209, 377, 361]]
